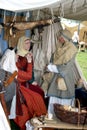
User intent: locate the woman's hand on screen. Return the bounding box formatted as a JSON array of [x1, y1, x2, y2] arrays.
[[32, 81, 38, 86], [25, 52, 33, 63]]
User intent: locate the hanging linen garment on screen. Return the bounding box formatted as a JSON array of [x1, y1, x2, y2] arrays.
[[46, 25, 52, 63], [42, 27, 48, 54], [34, 41, 46, 71], [33, 42, 39, 61], [51, 24, 56, 54], [34, 22, 63, 84], [39, 24, 56, 67], [34, 22, 62, 71], [32, 28, 41, 61], [52, 22, 61, 43], [46, 22, 62, 64], [41, 26, 49, 64], [53, 22, 63, 46], [33, 27, 49, 84]]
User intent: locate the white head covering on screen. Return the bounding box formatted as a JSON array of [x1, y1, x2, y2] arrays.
[[0, 49, 17, 73], [17, 36, 31, 57]]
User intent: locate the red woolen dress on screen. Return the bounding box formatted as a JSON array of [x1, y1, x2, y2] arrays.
[[14, 56, 47, 130]]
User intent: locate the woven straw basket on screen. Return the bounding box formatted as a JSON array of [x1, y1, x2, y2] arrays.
[[54, 99, 87, 126]]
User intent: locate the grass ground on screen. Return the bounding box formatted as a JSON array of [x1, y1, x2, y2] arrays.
[[76, 49, 87, 81]]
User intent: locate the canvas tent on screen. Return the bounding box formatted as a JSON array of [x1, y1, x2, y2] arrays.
[[0, 0, 87, 20]]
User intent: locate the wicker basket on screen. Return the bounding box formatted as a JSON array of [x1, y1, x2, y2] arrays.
[[54, 99, 87, 125]]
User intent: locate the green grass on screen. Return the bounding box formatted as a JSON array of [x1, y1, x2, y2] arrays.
[[76, 50, 87, 81]]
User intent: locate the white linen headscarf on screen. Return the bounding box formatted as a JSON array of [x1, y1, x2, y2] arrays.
[[17, 36, 31, 57], [0, 49, 17, 73]]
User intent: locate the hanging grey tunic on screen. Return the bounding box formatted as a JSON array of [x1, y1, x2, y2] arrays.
[[47, 56, 81, 99]]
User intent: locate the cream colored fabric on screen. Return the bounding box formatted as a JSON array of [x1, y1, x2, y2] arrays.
[[56, 76, 67, 91], [17, 36, 31, 57], [53, 41, 77, 65]]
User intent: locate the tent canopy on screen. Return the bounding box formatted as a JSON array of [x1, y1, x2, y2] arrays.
[[0, 0, 87, 21], [0, 0, 59, 12]]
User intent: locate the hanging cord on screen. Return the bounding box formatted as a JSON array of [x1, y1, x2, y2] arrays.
[[25, 11, 30, 21], [36, 9, 40, 21], [3, 10, 6, 24], [71, 0, 77, 13], [59, 3, 64, 18], [50, 8, 55, 23], [12, 12, 17, 22]]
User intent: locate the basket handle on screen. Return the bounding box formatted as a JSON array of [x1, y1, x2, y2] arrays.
[[75, 98, 81, 126], [75, 98, 80, 114]]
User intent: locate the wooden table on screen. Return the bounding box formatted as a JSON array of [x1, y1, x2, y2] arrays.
[[31, 117, 87, 130]]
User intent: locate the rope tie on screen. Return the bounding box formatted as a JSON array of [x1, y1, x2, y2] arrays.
[[36, 9, 40, 20], [25, 11, 30, 21], [72, 0, 77, 13], [59, 3, 64, 18], [13, 12, 17, 22], [3, 10, 6, 24], [50, 8, 55, 22]]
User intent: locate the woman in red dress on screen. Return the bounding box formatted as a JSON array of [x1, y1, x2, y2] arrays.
[[14, 36, 47, 130]]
